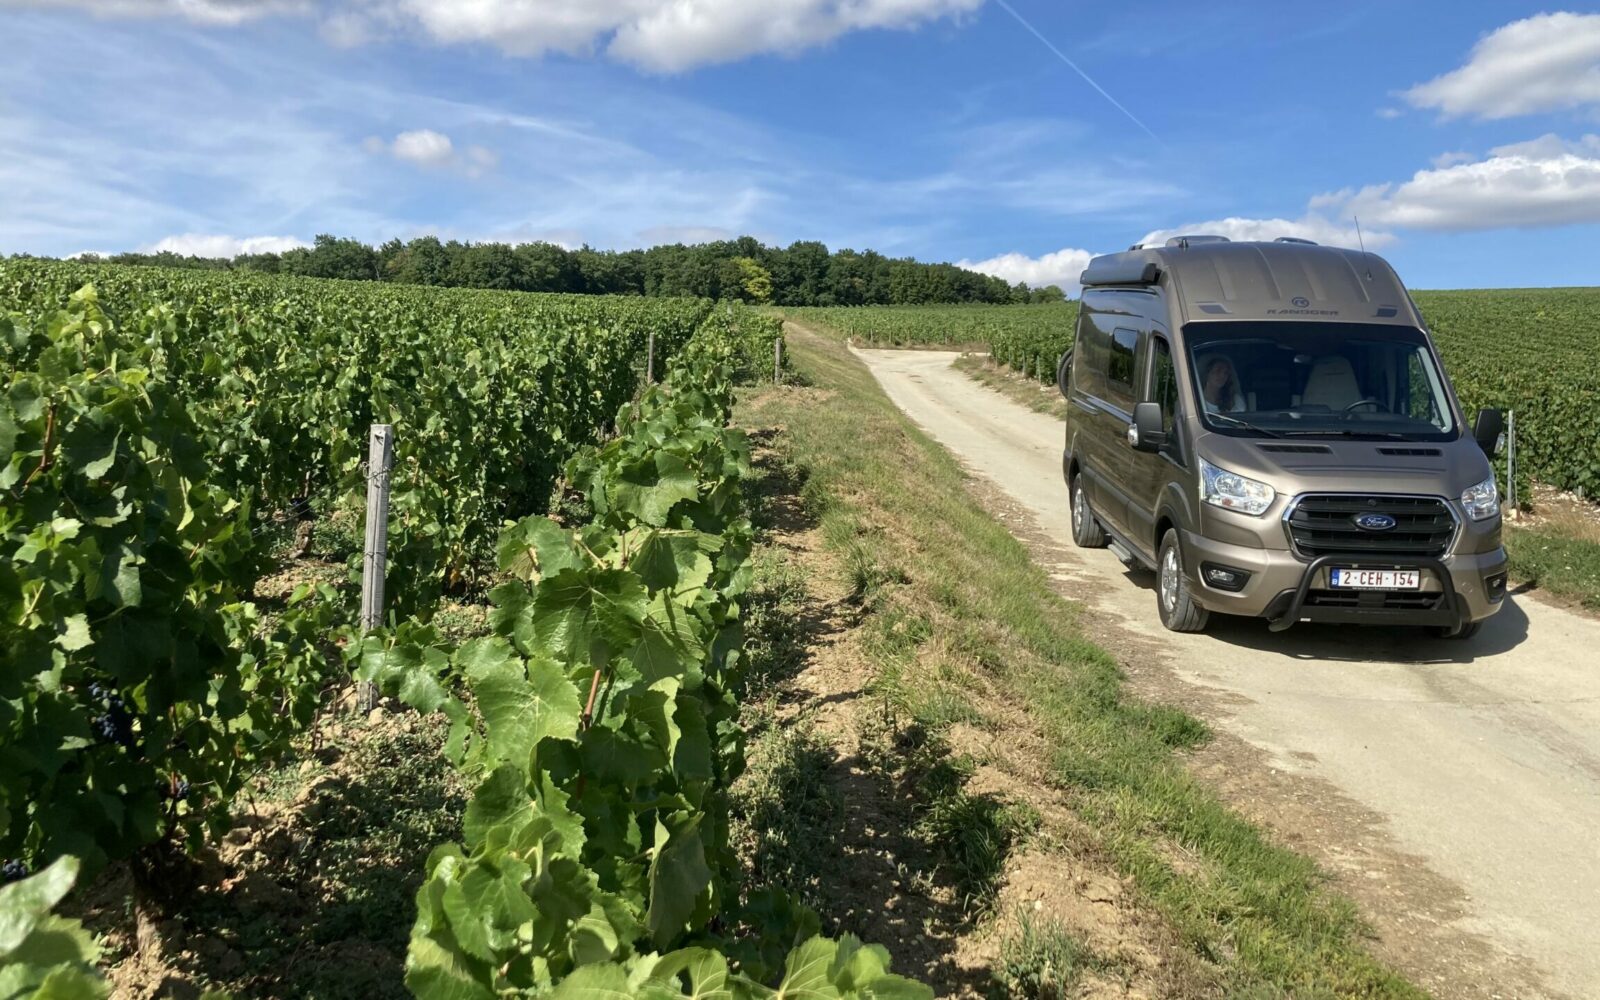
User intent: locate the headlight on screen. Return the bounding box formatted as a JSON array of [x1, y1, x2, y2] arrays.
[[1462, 476, 1499, 521], [1199, 457, 1276, 516]]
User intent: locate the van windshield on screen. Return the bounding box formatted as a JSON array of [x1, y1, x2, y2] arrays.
[[1184, 322, 1458, 441]]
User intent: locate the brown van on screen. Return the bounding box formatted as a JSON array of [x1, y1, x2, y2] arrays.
[[1061, 237, 1507, 637]]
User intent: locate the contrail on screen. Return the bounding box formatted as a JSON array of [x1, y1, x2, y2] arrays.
[[991, 0, 1163, 147]]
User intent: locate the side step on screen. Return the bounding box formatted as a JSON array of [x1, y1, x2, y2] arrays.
[[1108, 538, 1139, 567]]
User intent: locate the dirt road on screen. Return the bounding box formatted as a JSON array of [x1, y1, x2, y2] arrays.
[[855, 347, 1600, 999]]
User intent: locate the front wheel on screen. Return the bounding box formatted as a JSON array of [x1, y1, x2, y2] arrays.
[[1070, 472, 1107, 548], [1157, 529, 1210, 633]]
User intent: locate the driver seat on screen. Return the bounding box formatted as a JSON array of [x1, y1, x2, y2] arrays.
[[1300, 356, 1363, 410]]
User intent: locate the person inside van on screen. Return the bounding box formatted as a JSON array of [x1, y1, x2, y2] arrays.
[[1200, 356, 1246, 413]]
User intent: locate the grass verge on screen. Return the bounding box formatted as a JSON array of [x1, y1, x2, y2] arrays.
[[740, 325, 1422, 998], [950, 354, 1067, 420], [1505, 507, 1600, 612]]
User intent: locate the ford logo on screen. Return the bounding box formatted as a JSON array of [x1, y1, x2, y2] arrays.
[[1354, 513, 1397, 531], [1291, 296, 1311, 308]]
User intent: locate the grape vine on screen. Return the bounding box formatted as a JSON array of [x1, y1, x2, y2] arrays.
[[353, 316, 930, 999]]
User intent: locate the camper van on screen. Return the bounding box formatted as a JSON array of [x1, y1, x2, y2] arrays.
[[1060, 237, 1506, 637]]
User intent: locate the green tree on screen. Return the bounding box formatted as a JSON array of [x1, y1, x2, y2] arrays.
[[725, 256, 773, 303]]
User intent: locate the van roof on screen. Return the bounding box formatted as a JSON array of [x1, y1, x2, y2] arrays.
[[1079, 240, 1422, 327]]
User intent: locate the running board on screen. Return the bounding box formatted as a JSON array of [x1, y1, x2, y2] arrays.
[[1107, 538, 1138, 567]]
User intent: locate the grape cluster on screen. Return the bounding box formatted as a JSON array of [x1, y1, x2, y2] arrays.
[[158, 778, 192, 802], [1, 860, 26, 884], [86, 682, 135, 749]]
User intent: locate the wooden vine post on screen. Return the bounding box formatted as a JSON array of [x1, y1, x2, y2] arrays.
[[357, 424, 394, 715]]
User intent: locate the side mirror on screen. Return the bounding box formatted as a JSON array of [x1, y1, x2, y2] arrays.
[[1473, 408, 1503, 456], [1129, 402, 1166, 453], [1055, 350, 1073, 399]]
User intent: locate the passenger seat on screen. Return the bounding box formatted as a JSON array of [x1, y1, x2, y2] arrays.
[[1299, 356, 1363, 409]]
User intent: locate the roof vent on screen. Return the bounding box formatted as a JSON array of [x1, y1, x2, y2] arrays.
[[1274, 236, 1318, 245], [1165, 235, 1231, 248]]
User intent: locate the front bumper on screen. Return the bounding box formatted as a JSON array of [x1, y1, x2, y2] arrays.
[[1180, 528, 1508, 631]]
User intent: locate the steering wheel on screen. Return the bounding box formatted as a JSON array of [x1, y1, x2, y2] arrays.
[[1342, 398, 1389, 413]]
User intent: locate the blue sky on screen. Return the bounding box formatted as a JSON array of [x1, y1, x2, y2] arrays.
[[3, 1, 1599, 291]]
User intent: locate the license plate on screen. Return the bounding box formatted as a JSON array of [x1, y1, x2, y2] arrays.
[[1329, 568, 1421, 590]]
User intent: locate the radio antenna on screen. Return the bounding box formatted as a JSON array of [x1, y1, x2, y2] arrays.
[[1353, 215, 1374, 278]]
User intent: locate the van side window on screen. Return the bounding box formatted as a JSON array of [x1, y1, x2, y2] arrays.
[[1150, 337, 1179, 433], [1403, 348, 1447, 429], [1106, 327, 1138, 403], [1073, 317, 1108, 399]]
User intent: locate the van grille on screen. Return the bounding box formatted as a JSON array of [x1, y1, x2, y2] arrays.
[[1303, 590, 1447, 611], [1286, 495, 1454, 558]]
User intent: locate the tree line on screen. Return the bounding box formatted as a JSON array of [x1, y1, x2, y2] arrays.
[[48, 234, 1067, 306]]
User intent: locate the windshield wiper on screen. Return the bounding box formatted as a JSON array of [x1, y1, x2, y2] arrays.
[[1280, 428, 1410, 440], [1207, 412, 1286, 438]]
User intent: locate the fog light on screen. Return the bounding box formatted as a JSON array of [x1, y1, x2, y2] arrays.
[[1484, 572, 1507, 602], [1201, 562, 1251, 593]]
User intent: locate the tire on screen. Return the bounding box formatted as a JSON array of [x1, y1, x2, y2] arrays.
[[1432, 620, 1482, 640], [1070, 472, 1107, 548], [1157, 529, 1210, 633]]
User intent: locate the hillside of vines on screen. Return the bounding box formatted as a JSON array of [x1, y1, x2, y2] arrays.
[[1, 263, 919, 1000], [790, 290, 1600, 496]]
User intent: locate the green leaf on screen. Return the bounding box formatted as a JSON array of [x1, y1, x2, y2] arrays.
[[103, 546, 141, 608], [615, 453, 700, 527], [65, 424, 120, 481], [0, 404, 17, 459], [531, 569, 648, 664], [632, 532, 714, 595], [645, 814, 713, 948], [404, 935, 497, 1000], [459, 637, 581, 769], [673, 700, 714, 784], [633, 678, 682, 766], [0, 857, 82, 957], [580, 727, 661, 788], [497, 516, 582, 582], [550, 962, 633, 1000], [462, 766, 534, 847], [772, 938, 841, 1000], [54, 616, 92, 653], [632, 594, 704, 686], [647, 948, 732, 1000]]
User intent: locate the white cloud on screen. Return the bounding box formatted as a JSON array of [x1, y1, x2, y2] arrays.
[[1127, 133, 1600, 254], [1375, 106, 1404, 120], [1331, 137, 1600, 230], [1139, 217, 1395, 250], [1488, 133, 1600, 160], [141, 233, 309, 257], [957, 247, 1093, 293], [4, 0, 984, 72], [1402, 12, 1600, 119], [607, 0, 984, 73], [391, 128, 455, 166], [0, 0, 308, 25], [367, 130, 498, 176]]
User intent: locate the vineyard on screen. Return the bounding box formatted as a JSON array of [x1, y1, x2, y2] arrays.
[[0, 263, 927, 998], [791, 289, 1600, 497], [784, 303, 1079, 381]]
